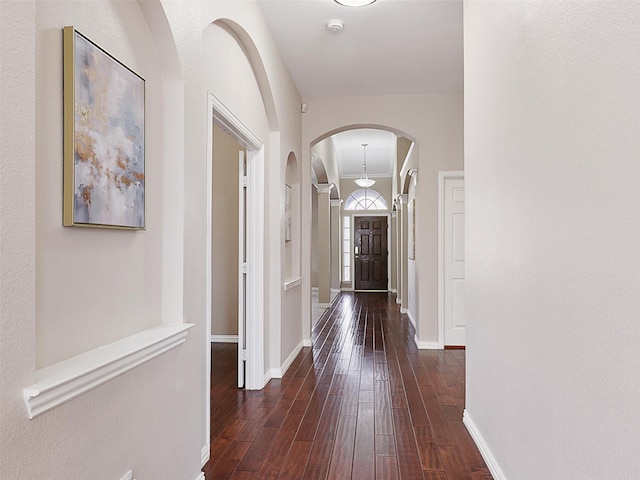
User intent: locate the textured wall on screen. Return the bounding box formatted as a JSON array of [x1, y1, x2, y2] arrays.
[[163, 0, 303, 380], [1, 0, 305, 478], [464, 2, 640, 478], [1, 3, 202, 478], [35, 0, 163, 368]]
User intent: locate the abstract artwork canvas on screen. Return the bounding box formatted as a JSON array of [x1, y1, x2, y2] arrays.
[[63, 27, 145, 229]]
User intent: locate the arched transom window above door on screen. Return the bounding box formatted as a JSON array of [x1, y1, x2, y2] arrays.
[[343, 188, 388, 211]]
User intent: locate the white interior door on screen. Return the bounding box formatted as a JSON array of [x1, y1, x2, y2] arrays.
[[238, 150, 246, 388], [444, 177, 465, 346]]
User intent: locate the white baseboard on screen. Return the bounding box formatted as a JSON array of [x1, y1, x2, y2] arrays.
[[414, 335, 439, 350], [270, 340, 304, 379], [400, 307, 408, 314], [330, 288, 341, 294], [463, 410, 507, 480], [317, 302, 330, 309], [210, 335, 238, 343], [390, 288, 397, 293], [302, 339, 312, 347], [406, 309, 416, 328], [263, 369, 272, 388], [193, 473, 205, 480], [119, 470, 133, 480], [396, 297, 402, 304], [200, 444, 209, 468]]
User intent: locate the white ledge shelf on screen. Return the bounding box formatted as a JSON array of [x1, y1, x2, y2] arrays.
[[23, 323, 193, 419], [284, 276, 302, 291]]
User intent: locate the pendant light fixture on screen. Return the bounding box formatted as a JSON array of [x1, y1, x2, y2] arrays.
[[354, 143, 375, 188]]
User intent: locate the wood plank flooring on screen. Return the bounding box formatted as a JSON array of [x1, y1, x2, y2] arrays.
[[203, 292, 492, 480]]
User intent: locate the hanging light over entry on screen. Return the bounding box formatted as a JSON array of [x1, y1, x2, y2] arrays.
[[354, 143, 375, 188]]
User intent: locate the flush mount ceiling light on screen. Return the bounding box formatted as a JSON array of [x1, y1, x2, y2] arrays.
[[354, 143, 376, 188], [335, 0, 376, 6]]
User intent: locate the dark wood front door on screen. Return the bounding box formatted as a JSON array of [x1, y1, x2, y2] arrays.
[[354, 216, 388, 291]]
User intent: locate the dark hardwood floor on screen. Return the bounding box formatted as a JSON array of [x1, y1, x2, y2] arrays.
[[203, 292, 492, 480]]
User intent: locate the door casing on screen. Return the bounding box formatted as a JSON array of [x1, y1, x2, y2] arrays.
[[438, 170, 465, 348], [205, 93, 265, 459]]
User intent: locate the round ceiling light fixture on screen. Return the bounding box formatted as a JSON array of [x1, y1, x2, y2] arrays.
[[334, 0, 376, 7], [326, 19, 344, 33]]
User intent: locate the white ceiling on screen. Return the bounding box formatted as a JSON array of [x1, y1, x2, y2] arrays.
[[257, 0, 463, 178], [257, 0, 463, 98], [331, 128, 397, 177]]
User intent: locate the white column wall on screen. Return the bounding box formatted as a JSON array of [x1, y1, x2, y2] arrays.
[[465, 2, 640, 478]]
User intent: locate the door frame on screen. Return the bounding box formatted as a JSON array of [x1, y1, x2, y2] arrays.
[[437, 170, 464, 349], [205, 93, 265, 448], [351, 212, 391, 291]]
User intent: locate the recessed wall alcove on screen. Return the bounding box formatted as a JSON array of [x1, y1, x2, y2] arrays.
[[284, 151, 301, 288]]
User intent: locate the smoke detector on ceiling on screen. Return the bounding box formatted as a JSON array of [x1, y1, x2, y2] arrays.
[[326, 19, 344, 33]]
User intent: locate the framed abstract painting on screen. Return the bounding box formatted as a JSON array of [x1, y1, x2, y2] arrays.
[[63, 26, 145, 229]]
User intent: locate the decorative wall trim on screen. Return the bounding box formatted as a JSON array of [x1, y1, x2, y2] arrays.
[[23, 324, 193, 419], [284, 276, 302, 291], [201, 444, 210, 468], [463, 410, 507, 480], [270, 340, 304, 379], [414, 335, 439, 350], [210, 335, 239, 343], [315, 183, 333, 194]]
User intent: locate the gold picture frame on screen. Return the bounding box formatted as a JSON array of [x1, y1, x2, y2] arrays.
[[63, 26, 145, 229]]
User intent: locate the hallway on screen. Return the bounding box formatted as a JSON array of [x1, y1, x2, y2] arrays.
[[204, 293, 491, 479]]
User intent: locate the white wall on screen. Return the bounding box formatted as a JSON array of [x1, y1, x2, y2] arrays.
[[161, 0, 302, 384], [1, 1, 201, 479], [302, 94, 463, 345], [465, 2, 640, 479], [1, 1, 305, 478], [36, 1, 164, 368]]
